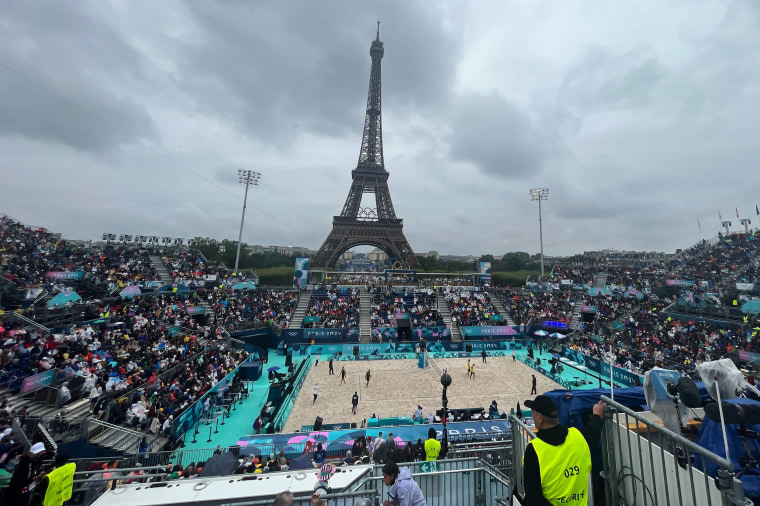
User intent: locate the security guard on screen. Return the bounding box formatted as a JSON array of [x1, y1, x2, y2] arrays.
[[423, 427, 441, 461], [523, 395, 604, 505]]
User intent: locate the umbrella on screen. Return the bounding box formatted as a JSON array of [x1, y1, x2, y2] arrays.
[[587, 288, 600, 297], [147, 281, 163, 287], [534, 330, 549, 337], [197, 452, 239, 477], [549, 333, 564, 339], [741, 301, 760, 315], [47, 291, 82, 308], [119, 286, 142, 299], [267, 366, 281, 372]]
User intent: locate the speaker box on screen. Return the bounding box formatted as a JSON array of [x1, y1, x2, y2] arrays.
[[285, 353, 293, 367], [466, 344, 472, 353], [314, 416, 323, 431], [351, 422, 358, 429], [353, 346, 360, 357]]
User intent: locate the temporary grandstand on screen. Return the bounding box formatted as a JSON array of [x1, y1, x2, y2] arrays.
[[3, 215, 760, 505]]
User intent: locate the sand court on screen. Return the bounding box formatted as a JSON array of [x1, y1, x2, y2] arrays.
[[282, 355, 561, 433]]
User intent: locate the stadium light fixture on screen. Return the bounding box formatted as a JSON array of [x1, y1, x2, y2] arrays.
[[740, 218, 752, 234], [530, 188, 549, 278], [235, 169, 262, 276], [721, 220, 732, 236]]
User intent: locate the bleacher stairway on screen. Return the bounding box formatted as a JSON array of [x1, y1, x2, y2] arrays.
[[150, 255, 174, 283], [288, 292, 311, 329], [594, 272, 608, 288], [359, 291, 371, 342], [488, 290, 516, 325], [568, 301, 583, 333], [437, 297, 461, 340]]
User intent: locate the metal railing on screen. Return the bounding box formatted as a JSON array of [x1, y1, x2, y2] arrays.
[[360, 457, 512, 506], [86, 418, 163, 453], [599, 395, 751, 506]]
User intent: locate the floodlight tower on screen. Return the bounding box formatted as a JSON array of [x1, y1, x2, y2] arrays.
[[721, 220, 732, 236], [530, 188, 550, 278], [234, 170, 262, 276], [740, 218, 752, 234]]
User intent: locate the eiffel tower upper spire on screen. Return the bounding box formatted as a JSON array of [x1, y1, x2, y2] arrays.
[[312, 27, 416, 270], [358, 21, 385, 170]]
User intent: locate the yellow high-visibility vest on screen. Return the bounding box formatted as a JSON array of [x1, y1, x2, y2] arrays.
[[424, 438, 441, 461], [44, 463, 76, 506], [529, 428, 592, 505]]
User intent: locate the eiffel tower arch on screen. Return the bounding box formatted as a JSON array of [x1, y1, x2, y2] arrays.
[[313, 25, 417, 268]]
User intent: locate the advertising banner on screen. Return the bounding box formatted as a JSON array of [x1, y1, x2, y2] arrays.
[[185, 306, 205, 315], [460, 326, 521, 338], [560, 347, 643, 387], [738, 349, 760, 364], [46, 271, 83, 280], [21, 369, 55, 394], [666, 279, 695, 287], [280, 328, 360, 344], [542, 321, 568, 330], [736, 283, 755, 291], [293, 257, 310, 288], [479, 262, 492, 284]]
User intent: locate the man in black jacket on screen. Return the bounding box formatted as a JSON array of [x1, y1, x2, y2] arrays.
[[5, 442, 47, 505], [522, 395, 605, 505]]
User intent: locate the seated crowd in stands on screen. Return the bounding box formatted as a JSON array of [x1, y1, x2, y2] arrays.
[[446, 290, 501, 327], [1, 216, 161, 291], [499, 289, 574, 326], [302, 288, 360, 328], [370, 288, 443, 327], [211, 288, 298, 331], [1, 290, 250, 443]]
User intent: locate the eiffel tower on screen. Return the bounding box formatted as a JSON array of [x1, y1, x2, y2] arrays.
[[313, 24, 416, 268]]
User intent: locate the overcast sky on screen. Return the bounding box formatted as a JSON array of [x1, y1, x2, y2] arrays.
[[2, 1, 760, 258]]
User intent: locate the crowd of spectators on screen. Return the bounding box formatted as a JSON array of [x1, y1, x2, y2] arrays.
[[370, 289, 443, 327], [500, 289, 574, 326], [303, 289, 360, 328], [163, 250, 223, 285], [446, 290, 501, 327], [1, 290, 251, 440], [662, 233, 760, 292], [1, 217, 161, 294], [570, 297, 757, 374], [210, 289, 298, 331]]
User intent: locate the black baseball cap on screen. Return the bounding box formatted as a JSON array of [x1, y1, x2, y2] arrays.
[[525, 395, 558, 418]]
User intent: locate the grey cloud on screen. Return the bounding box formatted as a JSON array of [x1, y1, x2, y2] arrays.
[[559, 47, 667, 111], [447, 92, 552, 178], [0, 1, 156, 152], [173, 1, 460, 146], [0, 76, 156, 153]]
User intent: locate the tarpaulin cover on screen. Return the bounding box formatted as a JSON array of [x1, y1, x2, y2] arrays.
[[696, 358, 748, 402], [542, 384, 710, 430], [694, 398, 760, 502]]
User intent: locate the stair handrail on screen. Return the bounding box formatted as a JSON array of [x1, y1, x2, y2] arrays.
[[87, 418, 145, 438], [10, 311, 51, 332]]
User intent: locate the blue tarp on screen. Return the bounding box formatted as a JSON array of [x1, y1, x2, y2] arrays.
[[695, 398, 760, 501], [542, 387, 649, 429], [541, 384, 711, 430]]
